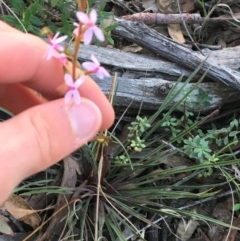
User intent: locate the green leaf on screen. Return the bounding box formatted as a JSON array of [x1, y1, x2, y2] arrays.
[[29, 25, 42, 36], [88, 0, 98, 8], [233, 135, 238, 143], [23, 8, 32, 25], [100, 11, 112, 19], [234, 203, 240, 211], [9, 0, 25, 13], [229, 131, 239, 137], [79, 199, 91, 240], [230, 119, 239, 129], [105, 219, 117, 241], [105, 23, 118, 32], [2, 15, 21, 26], [0, 218, 13, 235], [99, 1, 107, 12], [29, 2, 39, 14], [108, 219, 127, 241], [51, 0, 59, 7], [216, 138, 222, 146], [30, 16, 43, 27], [223, 136, 229, 146]]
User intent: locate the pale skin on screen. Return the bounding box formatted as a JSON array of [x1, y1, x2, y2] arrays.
[[0, 21, 114, 205]]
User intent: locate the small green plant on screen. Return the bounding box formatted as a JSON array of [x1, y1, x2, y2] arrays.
[[2, 0, 117, 43], [197, 87, 212, 107], [2, 0, 44, 35], [160, 87, 240, 176], [97, 0, 118, 45], [160, 87, 212, 142], [234, 203, 240, 211], [114, 116, 150, 164], [2, 0, 78, 36], [197, 0, 207, 17], [183, 135, 212, 162], [182, 133, 229, 177], [114, 154, 130, 164]]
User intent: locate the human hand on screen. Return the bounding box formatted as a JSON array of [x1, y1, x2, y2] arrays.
[[0, 21, 114, 205]]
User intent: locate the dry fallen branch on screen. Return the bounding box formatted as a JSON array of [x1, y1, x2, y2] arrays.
[[66, 44, 240, 113], [112, 18, 240, 90], [75, 44, 240, 79], [122, 12, 240, 25], [89, 75, 240, 113]]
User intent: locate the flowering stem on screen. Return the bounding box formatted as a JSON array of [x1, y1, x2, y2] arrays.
[[72, 0, 87, 80], [81, 0, 88, 11], [72, 25, 82, 81]]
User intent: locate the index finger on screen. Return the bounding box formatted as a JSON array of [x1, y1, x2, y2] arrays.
[[0, 22, 114, 129], [0, 30, 66, 98]]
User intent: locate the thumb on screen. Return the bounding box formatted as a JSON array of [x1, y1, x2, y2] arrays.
[[0, 98, 102, 204]]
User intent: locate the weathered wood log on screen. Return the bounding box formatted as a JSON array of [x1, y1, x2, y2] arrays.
[[74, 43, 240, 86], [66, 43, 240, 113], [75, 43, 240, 76], [89, 75, 240, 113], [73, 44, 196, 81], [112, 18, 240, 90]]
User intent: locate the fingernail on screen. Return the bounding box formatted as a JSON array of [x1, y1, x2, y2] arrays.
[[67, 100, 101, 141]]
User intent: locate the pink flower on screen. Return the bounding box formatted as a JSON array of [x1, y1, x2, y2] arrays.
[[75, 9, 104, 45], [82, 55, 110, 79], [64, 74, 85, 104], [73, 22, 80, 37], [55, 52, 68, 65], [46, 32, 68, 60]]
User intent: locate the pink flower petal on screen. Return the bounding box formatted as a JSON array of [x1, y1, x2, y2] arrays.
[[52, 32, 60, 40], [73, 23, 80, 36], [54, 35, 68, 44], [56, 53, 68, 65], [74, 76, 85, 88], [96, 71, 106, 79], [82, 62, 97, 70], [89, 9, 97, 24], [100, 67, 110, 77], [64, 90, 73, 103], [84, 29, 93, 45], [73, 91, 81, 104], [93, 26, 105, 42], [73, 27, 79, 36], [90, 54, 100, 66], [64, 74, 74, 86], [57, 45, 64, 52], [76, 12, 89, 24], [95, 66, 110, 79], [45, 47, 54, 60], [46, 32, 67, 61]]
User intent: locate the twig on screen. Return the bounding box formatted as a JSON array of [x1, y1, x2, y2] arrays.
[[200, 107, 240, 125], [0, 210, 24, 232], [122, 12, 240, 25], [193, 43, 222, 50]]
